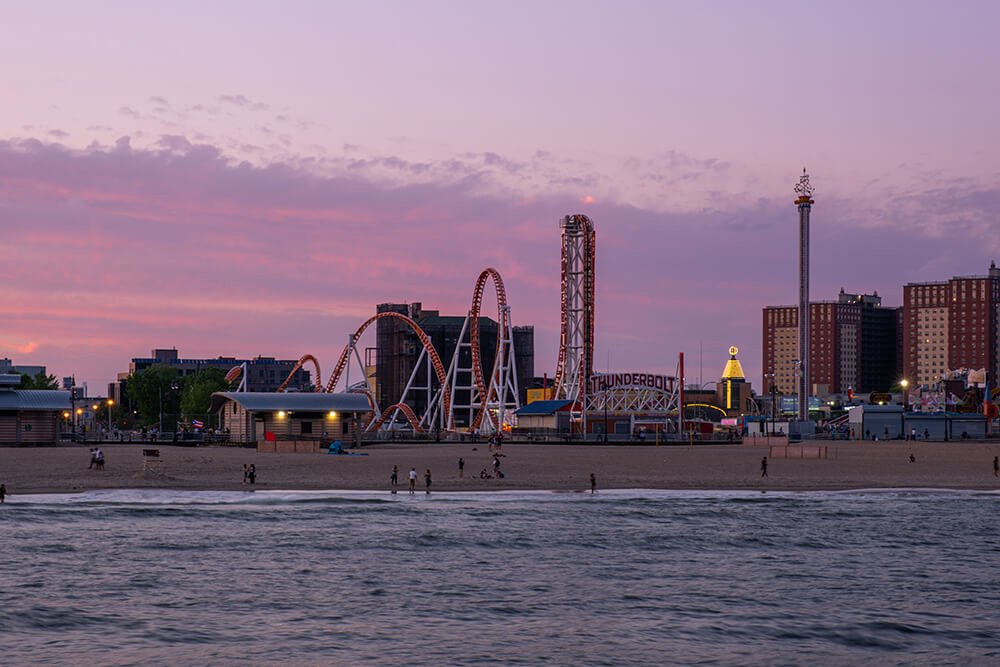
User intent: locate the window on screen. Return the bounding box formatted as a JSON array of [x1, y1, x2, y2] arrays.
[[300, 421, 313, 434]]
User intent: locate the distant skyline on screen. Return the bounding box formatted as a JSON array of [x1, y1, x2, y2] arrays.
[[2, 1, 999, 391]]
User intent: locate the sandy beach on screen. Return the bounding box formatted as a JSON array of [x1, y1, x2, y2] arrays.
[[1, 439, 999, 496]]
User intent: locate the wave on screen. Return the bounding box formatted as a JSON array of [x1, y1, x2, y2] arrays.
[[8, 486, 1000, 507]]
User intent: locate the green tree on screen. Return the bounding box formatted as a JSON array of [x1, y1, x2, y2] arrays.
[[126, 365, 181, 427], [180, 368, 230, 424], [17, 371, 59, 390]]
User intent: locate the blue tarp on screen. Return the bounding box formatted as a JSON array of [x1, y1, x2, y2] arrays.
[[328, 440, 368, 455]]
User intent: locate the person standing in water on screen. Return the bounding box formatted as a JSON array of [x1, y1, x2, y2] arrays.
[[590, 473, 596, 494], [408, 467, 417, 494], [424, 469, 432, 494], [0, 484, 6, 503], [391, 465, 399, 493]]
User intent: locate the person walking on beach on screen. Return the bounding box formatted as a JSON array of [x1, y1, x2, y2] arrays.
[[88, 448, 96, 469], [243, 464, 249, 484], [760, 457, 768, 478], [391, 465, 398, 493], [94, 448, 105, 470], [994, 456, 998, 478], [424, 469, 432, 494], [409, 467, 417, 494], [458, 457, 464, 479], [590, 473, 596, 494], [0, 484, 6, 503], [248, 464, 256, 485]]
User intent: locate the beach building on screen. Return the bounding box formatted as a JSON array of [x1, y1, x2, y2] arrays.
[[512, 399, 575, 434], [209, 392, 373, 450], [0, 374, 71, 444], [847, 403, 988, 441]]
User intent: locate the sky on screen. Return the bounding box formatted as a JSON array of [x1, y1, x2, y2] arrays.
[[2, 1, 999, 394]]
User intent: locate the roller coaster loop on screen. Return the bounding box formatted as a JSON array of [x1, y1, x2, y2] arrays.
[[323, 312, 451, 419], [369, 403, 424, 433], [277, 354, 324, 393], [470, 267, 509, 431]]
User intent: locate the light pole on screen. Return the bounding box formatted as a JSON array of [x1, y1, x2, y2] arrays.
[[764, 373, 775, 437], [900, 379, 909, 409], [107, 399, 114, 438]]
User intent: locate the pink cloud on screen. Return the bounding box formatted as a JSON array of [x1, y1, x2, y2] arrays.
[[2, 137, 997, 392]]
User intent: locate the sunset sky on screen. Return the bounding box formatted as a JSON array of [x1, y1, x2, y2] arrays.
[[3, 1, 999, 393]]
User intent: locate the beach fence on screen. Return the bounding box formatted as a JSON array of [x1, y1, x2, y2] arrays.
[[142, 448, 162, 471], [769, 444, 828, 459]]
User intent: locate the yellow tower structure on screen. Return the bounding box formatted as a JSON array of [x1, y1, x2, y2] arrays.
[[721, 346, 747, 412]]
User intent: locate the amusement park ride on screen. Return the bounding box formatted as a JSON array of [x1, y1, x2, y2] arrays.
[[229, 214, 684, 436]]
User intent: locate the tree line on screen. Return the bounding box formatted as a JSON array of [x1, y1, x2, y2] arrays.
[[124, 366, 232, 429]]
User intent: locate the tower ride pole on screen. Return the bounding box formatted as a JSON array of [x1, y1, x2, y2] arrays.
[[794, 169, 814, 424]]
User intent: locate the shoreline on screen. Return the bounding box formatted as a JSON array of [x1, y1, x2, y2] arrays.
[[2, 441, 1000, 497]]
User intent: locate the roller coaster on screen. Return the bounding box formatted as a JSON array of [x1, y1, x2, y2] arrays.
[[227, 214, 599, 435]]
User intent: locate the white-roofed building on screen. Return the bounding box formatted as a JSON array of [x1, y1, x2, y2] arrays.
[[209, 392, 374, 450], [0, 374, 72, 444]]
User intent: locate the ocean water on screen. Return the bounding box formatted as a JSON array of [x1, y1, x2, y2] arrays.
[[2, 488, 999, 665]]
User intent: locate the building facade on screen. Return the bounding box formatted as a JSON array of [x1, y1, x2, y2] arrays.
[[763, 291, 898, 396], [112, 348, 313, 409], [0, 358, 47, 379], [902, 262, 1000, 387]]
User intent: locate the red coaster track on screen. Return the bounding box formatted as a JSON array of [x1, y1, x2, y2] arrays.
[[323, 312, 451, 420], [369, 403, 424, 433], [276, 354, 324, 393], [470, 267, 509, 431]]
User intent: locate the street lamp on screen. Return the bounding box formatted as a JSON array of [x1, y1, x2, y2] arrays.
[[764, 373, 776, 437], [900, 379, 909, 410], [107, 399, 114, 438]]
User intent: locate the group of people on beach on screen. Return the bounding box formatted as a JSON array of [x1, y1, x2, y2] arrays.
[[387, 454, 599, 494], [389, 465, 431, 494], [88, 448, 105, 470]]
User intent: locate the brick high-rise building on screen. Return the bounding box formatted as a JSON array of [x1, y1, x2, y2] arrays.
[[902, 262, 1000, 387], [763, 291, 898, 396]]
